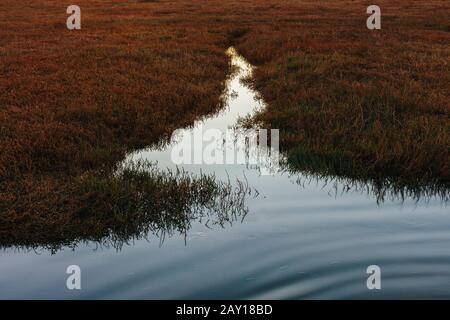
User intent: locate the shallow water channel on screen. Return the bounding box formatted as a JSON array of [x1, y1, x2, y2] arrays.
[[1, 48, 449, 299]]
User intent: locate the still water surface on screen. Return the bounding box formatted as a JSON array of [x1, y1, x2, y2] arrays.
[[0, 48, 449, 299]]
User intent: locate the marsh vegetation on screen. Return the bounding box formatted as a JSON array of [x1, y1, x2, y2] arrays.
[[0, 0, 448, 249]]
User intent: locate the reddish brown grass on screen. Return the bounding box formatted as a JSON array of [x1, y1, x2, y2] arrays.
[[233, 0, 450, 183], [0, 0, 231, 216]]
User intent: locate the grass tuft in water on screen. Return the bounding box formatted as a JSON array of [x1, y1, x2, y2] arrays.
[[0, 161, 254, 253]]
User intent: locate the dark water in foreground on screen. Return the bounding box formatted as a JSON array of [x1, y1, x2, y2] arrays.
[[0, 48, 449, 299]]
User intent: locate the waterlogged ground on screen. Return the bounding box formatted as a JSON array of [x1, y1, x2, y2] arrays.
[[0, 49, 449, 299]]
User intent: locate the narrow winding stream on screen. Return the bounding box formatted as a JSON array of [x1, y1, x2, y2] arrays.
[[125, 47, 276, 178], [0, 48, 449, 299]]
